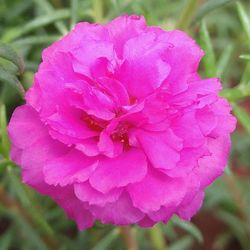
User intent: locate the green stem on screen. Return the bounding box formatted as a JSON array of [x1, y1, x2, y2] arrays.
[[223, 174, 250, 237], [176, 0, 201, 31], [0, 185, 60, 250], [70, 0, 78, 29], [149, 224, 167, 250], [92, 0, 104, 23], [119, 226, 138, 250]]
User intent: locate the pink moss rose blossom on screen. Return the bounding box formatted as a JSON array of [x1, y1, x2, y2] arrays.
[[8, 15, 236, 229]]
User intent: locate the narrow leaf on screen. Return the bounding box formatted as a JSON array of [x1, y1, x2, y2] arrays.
[[217, 44, 234, 78], [148, 224, 166, 250], [92, 229, 119, 250], [0, 42, 24, 74], [172, 217, 203, 243], [232, 104, 250, 134], [217, 210, 250, 250], [70, 0, 78, 29], [169, 236, 194, 250], [176, 0, 200, 30], [2, 9, 70, 42], [92, 0, 104, 23], [33, 0, 68, 35], [0, 105, 10, 158], [0, 226, 14, 250], [220, 85, 250, 102], [240, 62, 250, 85], [236, 1, 250, 48], [199, 21, 217, 77], [240, 54, 250, 61], [0, 65, 25, 97], [12, 35, 60, 46], [193, 0, 236, 23]]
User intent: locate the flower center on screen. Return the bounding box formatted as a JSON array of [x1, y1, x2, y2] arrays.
[[81, 114, 107, 132], [111, 122, 130, 149], [82, 113, 131, 149]]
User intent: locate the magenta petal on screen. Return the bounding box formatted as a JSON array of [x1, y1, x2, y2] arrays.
[[44, 149, 98, 186], [148, 206, 175, 222], [161, 30, 204, 94], [195, 136, 231, 188], [8, 105, 47, 149], [90, 192, 144, 225], [106, 15, 146, 58], [128, 168, 187, 212], [74, 182, 122, 206], [75, 138, 100, 156], [137, 129, 182, 170], [178, 191, 204, 220], [118, 32, 170, 98], [20, 136, 68, 190], [138, 216, 156, 228], [53, 186, 95, 230], [90, 148, 147, 193], [98, 131, 123, 158], [172, 111, 205, 148]]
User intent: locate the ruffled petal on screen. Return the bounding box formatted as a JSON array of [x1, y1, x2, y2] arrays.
[[44, 149, 98, 186], [177, 191, 204, 220], [128, 168, 187, 212], [117, 32, 170, 98], [74, 182, 122, 206], [90, 192, 144, 225], [90, 148, 147, 193], [106, 15, 146, 58], [8, 105, 47, 149], [136, 129, 182, 170], [195, 136, 231, 188]]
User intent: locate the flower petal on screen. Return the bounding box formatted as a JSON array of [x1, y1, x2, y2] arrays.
[[74, 181, 122, 206], [136, 129, 182, 170], [90, 148, 147, 193], [90, 192, 144, 225], [128, 168, 187, 212], [44, 149, 98, 186], [8, 105, 47, 149]]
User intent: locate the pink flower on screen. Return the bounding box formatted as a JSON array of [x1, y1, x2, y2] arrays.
[[8, 15, 236, 229]]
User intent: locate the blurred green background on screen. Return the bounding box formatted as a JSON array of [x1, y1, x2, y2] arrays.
[[0, 0, 250, 249]]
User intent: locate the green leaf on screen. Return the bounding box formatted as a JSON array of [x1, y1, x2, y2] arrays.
[[172, 217, 203, 243], [193, 0, 236, 23], [216, 210, 250, 250], [92, 0, 104, 23], [14, 214, 48, 250], [217, 44, 234, 78], [240, 62, 250, 85], [169, 236, 193, 250], [2, 9, 70, 42], [0, 226, 14, 250], [240, 54, 250, 61], [0, 65, 25, 97], [0, 105, 10, 158], [236, 1, 250, 48], [148, 224, 166, 250], [199, 20, 217, 77], [224, 165, 232, 176], [33, 0, 68, 35], [176, 0, 200, 30], [12, 35, 60, 46], [220, 87, 246, 102], [70, 0, 78, 29], [92, 229, 119, 250], [232, 104, 250, 134], [0, 42, 24, 74]]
